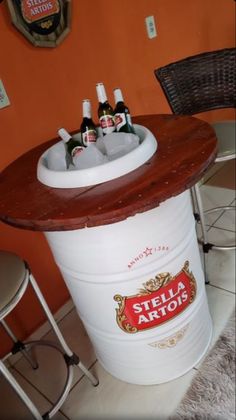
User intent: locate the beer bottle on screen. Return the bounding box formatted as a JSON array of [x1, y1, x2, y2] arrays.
[[80, 100, 97, 146], [58, 128, 85, 168], [113, 88, 135, 134], [96, 83, 116, 135]]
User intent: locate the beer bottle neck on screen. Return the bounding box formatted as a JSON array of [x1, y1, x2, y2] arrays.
[[58, 128, 72, 143]]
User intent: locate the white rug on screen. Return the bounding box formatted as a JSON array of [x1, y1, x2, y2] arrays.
[[170, 310, 235, 420]]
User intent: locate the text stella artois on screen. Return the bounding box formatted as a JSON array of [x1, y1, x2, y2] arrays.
[[19, 0, 61, 35], [133, 280, 188, 324], [114, 262, 196, 333]]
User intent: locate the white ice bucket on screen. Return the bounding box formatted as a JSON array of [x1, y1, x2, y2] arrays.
[[37, 124, 158, 188], [45, 189, 212, 385]]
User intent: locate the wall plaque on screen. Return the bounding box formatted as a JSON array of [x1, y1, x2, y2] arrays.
[[6, 0, 71, 47]]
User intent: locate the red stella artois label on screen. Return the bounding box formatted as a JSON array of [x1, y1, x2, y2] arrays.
[[82, 130, 97, 145], [115, 113, 132, 131], [72, 146, 84, 158], [21, 0, 60, 24], [114, 114, 123, 125], [100, 115, 115, 128], [114, 261, 197, 334]]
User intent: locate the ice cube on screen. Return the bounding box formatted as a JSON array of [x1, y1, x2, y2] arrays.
[[95, 136, 106, 154], [68, 163, 77, 171], [47, 141, 67, 171], [102, 132, 140, 160], [73, 144, 108, 169]]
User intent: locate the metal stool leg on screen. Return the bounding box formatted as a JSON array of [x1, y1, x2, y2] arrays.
[[0, 360, 42, 420], [190, 186, 200, 222], [193, 184, 213, 284], [28, 270, 99, 387], [1, 320, 38, 369]]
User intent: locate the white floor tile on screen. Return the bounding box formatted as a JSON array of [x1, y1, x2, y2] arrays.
[[201, 179, 235, 205], [0, 366, 67, 419], [200, 185, 235, 217], [61, 362, 196, 420], [211, 199, 235, 231], [196, 225, 235, 292], [12, 309, 96, 403], [56, 308, 96, 367], [205, 284, 235, 347], [12, 343, 80, 404], [193, 284, 235, 373], [199, 159, 235, 227], [205, 228, 235, 293]]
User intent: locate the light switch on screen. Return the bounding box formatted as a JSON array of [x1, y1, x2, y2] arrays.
[[0, 79, 10, 109], [145, 16, 157, 39]]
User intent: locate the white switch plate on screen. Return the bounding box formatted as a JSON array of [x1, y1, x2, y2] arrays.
[[145, 15, 157, 39], [0, 79, 10, 109]]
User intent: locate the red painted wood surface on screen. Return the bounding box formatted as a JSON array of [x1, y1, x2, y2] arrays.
[[0, 114, 217, 231]]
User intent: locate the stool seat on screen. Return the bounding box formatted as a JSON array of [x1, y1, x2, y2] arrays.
[[0, 251, 28, 319]]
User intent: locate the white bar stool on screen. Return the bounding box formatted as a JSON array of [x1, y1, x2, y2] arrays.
[[0, 250, 99, 419]]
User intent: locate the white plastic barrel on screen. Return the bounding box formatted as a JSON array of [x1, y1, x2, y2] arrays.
[[45, 189, 212, 385]]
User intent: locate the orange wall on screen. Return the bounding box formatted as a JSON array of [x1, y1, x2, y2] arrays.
[[0, 0, 235, 354]]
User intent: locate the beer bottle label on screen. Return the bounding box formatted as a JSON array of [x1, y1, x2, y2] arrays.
[[115, 113, 132, 131], [71, 146, 84, 158], [82, 130, 97, 146], [100, 115, 116, 134]]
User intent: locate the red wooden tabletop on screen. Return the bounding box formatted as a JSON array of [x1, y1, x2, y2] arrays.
[[0, 114, 217, 232]]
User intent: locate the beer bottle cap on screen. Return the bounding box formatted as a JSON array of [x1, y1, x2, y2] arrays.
[[114, 88, 124, 104], [82, 99, 92, 119], [96, 83, 107, 103], [58, 128, 71, 143]]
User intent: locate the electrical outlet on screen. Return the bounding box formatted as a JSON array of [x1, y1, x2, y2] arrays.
[[145, 16, 157, 39], [0, 79, 10, 109]]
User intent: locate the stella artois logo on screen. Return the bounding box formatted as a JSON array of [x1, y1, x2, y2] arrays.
[[114, 261, 196, 334], [114, 114, 123, 125], [21, 0, 60, 24], [100, 115, 114, 128]]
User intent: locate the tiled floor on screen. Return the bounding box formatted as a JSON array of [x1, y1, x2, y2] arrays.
[[1, 160, 235, 420]]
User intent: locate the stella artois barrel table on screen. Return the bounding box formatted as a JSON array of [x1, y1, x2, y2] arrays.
[[0, 114, 217, 385]]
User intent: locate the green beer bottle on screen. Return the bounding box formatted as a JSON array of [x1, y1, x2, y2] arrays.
[[80, 100, 97, 146], [58, 128, 85, 168], [96, 83, 116, 136], [113, 88, 135, 134]]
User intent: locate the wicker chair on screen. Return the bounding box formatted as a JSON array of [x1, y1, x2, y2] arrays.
[[154, 48, 236, 281]]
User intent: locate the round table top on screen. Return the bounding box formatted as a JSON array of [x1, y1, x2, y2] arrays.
[[0, 114, 217, 232]]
